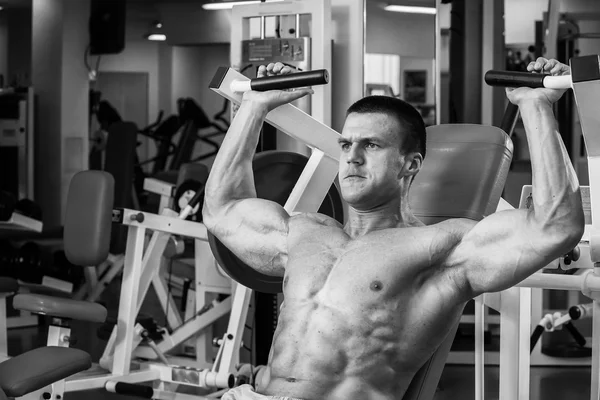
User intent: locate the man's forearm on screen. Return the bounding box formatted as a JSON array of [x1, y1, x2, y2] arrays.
[[204, 101, 268, 213], [520, 100, 583, 233]]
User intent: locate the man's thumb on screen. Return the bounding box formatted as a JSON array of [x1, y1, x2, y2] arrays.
[[287, 88, 314, 101]]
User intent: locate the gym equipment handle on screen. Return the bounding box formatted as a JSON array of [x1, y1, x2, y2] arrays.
[[106, 382, 154, 398], [564, 321, 587, 347], [484, 70, 572, 89], [530, 325, 544, 353], [230, 69, 329, 93]]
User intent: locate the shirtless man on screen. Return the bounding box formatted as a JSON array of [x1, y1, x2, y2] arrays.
[[202, 58, 585, 400]]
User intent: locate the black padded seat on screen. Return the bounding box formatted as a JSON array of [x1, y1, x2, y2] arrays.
[[12, 293, 107, 323], [0, 347, 90, 397], [0, 278, 18, 294]]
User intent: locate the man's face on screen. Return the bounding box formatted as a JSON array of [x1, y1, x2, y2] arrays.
[[338, 112, 408, 209]]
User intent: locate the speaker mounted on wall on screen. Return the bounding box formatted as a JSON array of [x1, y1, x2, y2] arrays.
[[89, 0, 127, 55]]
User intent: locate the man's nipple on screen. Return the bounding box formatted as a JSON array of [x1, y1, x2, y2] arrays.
[[370, 280, 383, 291]]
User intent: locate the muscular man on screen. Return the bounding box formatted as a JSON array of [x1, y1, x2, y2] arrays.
[[203, 58, 584, 400]]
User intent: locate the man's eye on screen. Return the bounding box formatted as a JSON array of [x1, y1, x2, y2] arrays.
[[340, 142, 350, 150], [366, 142, 377, 149]]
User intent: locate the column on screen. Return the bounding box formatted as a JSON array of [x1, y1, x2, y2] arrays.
[[32, 0, 90, 228]]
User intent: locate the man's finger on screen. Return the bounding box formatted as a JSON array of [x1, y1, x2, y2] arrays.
[[272, 62, 285, 74], [257, 65, 267, 78], [550, 64, 566, 76], [543, 60, 555, 71]]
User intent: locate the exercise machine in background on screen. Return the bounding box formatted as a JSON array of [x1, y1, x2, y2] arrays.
[[0, 88, 34, 202]]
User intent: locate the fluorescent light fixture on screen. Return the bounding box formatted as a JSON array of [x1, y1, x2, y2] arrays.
[[146, 33, 167, 41], [202, 0, 285, 10], [0, 6, 3, 10], [383, 5, 436, 14]]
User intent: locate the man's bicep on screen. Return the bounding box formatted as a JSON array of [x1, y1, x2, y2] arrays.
[[211, 198, 290, 276], [446, 210, 557, 298]]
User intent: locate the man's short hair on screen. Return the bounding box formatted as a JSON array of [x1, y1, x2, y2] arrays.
[[346, 96, 427, 159]]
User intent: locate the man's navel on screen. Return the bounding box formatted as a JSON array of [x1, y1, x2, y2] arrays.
[[370, 280, 384, 291]]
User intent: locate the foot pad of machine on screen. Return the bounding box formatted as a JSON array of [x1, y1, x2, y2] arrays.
[[0, 346, 91, 397]]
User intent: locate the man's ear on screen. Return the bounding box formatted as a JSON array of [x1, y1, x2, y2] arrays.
[[401, 152, 423, 178]]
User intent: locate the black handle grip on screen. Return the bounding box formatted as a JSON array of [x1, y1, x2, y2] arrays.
[[251, 69, 329, 91], [111, 382, 154, 398], [187, 185, 205, 209], [564, 322, 587, 347], [485, 70, 549, 88], [530, 325, 545, 353]]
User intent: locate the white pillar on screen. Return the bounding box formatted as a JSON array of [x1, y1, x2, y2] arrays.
[[32, 0, 90, 227], [331, 0, 365, 133]]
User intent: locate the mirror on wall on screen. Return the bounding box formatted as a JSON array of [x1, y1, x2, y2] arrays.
[[364, 0, 437, 126]]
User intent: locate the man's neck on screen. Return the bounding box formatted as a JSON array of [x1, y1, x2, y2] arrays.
[[344, 195, 421, 238]]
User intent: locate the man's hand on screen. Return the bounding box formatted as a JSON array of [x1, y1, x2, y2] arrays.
[[506, 57, 570, 106], [241, 62, 314, 114]]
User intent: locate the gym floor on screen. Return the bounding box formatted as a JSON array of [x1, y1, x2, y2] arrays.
[[7, 279, 592, 400]]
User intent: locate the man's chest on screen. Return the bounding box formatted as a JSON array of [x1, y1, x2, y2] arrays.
[[283, 224, 440, 306]]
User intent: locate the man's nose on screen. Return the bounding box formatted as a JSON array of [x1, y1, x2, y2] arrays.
[[346, 144, 364, 164]]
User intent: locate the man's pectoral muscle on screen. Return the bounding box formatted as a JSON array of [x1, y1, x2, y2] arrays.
[[210, 198, 291, 276]]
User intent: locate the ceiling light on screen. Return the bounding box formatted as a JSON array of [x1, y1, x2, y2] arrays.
[[383, 5, 436, 14], [144, 20, 166, 41], [202, 0, 285, 11], [146, 33, 166, 41], [0, 6, 4, 11]]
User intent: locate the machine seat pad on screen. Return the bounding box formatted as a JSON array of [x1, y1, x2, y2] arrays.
[[0, 346, 91, 397], [0, 278, 18, 294], [12, 293, 107, 323]]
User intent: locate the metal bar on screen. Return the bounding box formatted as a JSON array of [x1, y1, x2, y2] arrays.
[[592, 296, 600, 400], [215, 283, 252, 375], [65, 369, 160, 392], [153, 271, 183, 329], [120, 209, 209, 241], [474, 295, 485, 400], [517, 272, 600, 291], [283, 149, 339, 214], [112, 226, 146, 375]]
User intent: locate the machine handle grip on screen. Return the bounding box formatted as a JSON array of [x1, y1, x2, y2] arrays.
[[106, 382, 154, 398], [230, 69, 329, 92], [564, 322, 587, 347], [484, 70, 572, 89], [485, 70, 547, 88], [530, 324, 545, 353], [180, 185, 205, 220]]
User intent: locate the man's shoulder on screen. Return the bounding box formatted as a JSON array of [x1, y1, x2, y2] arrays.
[[290, 212, 343, 228]]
